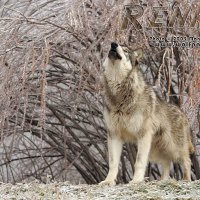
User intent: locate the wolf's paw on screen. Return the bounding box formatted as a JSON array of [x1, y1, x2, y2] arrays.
[[129, 178, 143, 185], [99, 179, 116, 186]]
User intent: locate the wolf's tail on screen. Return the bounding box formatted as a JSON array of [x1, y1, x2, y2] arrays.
[[189, 139, 195, 154], [189, 128, 195, 155]]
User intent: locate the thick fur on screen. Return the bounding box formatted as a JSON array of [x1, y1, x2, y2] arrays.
[[99, 44, 194, 186]]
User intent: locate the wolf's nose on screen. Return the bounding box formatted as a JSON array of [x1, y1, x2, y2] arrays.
[[111, 42, 118, 49]]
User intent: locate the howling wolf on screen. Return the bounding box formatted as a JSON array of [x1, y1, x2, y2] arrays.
[[99, 42, 194, 185]]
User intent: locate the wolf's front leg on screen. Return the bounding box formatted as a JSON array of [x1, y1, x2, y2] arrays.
[[99, 135, 123, 186], [130, 133, 152, 183]]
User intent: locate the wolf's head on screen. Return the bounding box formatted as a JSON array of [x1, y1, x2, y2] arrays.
[[103, 43, 143, 78]]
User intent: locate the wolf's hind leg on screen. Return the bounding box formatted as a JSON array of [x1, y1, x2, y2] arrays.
[[179, 153, 191, 181], [130, 132, 152, 183], [99, 135, 123, 186], [160, 159, 171, 180]]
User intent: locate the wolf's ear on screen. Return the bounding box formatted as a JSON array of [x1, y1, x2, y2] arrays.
[[133, 49, 143, 61], [130, 49, 143, 65]]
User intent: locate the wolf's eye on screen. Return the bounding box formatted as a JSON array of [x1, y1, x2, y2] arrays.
[[122, 47, 130, 54], [124, 51, 130, 60], [121, 46, 130, 60]]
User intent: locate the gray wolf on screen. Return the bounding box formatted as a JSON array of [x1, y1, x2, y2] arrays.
[[99, 42, 194, 185]]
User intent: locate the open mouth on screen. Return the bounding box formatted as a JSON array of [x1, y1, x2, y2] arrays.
[[108, 42, 122, 60], [108, 50, 122, 60]]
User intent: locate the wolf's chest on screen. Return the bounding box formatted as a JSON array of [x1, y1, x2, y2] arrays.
[[106, 79, 121, 96], [105, 110, 144, 142]]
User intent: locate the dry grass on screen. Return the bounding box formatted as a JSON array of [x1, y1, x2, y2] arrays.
[[0, 180, 200, 200], [0, 0, 199, 184]]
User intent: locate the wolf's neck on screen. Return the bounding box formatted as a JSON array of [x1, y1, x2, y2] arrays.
[[104, 67, 146, 109], [104, 65, 129, 84], [104, 67, 146, 95], [130, 67, 146, 94]]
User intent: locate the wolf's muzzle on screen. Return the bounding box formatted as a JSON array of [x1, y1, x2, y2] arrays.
[[111, 42, 118, 49], [108, 42, 122, 60]]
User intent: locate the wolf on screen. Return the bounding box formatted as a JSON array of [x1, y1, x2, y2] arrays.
[[99, 42, 194, 186]]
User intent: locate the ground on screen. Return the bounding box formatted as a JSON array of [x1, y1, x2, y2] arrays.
[[0, 180, 200, 200]]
